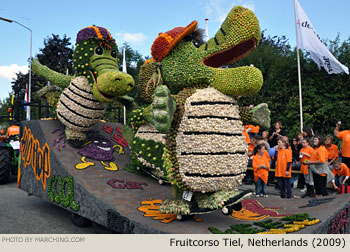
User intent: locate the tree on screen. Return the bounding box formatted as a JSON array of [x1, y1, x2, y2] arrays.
[[37, 34, 74, 75], [11, 34, 74, 120], [0, 96, 12, 129]]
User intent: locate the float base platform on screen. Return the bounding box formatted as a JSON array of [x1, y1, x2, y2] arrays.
[[18, 120, 350, 234]]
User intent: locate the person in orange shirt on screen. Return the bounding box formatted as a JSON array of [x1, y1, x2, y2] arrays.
[[6, 125, 20, 138], [243, 129, 251, 145], [257, 139, 271, 162], [331, 159, 350, 189], [245, 136, 259, 185], [244, 124, 260, 142], [325, 135, 339, 170], [334, 122, 350, 168], [299, 138, 314, 197], [248, 136, 258, 158], [252, 144, 270, 197], [305, 135, 329, 197], [273, 137, 292, 198]]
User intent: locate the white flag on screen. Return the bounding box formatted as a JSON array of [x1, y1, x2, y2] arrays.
[[295, 0, 349, 74]]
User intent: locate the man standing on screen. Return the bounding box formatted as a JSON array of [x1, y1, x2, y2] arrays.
[[334, 121, 350, 168]]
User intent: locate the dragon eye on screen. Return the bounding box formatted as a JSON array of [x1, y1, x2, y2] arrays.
[[95, 46, 103, 55], [111, 50, 117, 58], [192, 41, 200, 48]]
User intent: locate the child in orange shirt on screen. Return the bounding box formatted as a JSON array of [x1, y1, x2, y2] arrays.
[[332, 159, 350, 189], [299, 138, 314, 197], [245, 136, 260, 185], [274, 137, 293, 198], [325, 135, 339, 170], [252, 144, 270, 197]]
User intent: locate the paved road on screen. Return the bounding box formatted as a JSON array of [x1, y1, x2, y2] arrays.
[[0, 175, 96, 234]]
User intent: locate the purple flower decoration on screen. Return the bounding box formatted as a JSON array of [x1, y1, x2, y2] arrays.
[[76, 26, 114, 44], [78, 139, 115, 161]]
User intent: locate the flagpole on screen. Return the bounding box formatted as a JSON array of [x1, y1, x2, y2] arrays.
[[122, 45, 127, 125], [294, 0, 303, 132], [205, 18, 209, 42]]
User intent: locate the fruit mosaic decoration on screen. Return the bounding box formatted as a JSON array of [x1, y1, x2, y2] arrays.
[[129, 6, 270, 216], [32, 26, 135, 146]]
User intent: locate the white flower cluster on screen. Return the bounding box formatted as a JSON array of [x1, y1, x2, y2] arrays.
[[178, 118, 243, 134], [137, 155, 164, 176], [176, 87, 248, 192], [178, 153, 248, 175], [177, 134, 247, 153], [135, 123, 167, 145], [57, 76, 106, 132], [186, 104, 240, 118]]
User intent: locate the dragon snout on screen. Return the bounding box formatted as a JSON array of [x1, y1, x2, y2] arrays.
[[210, 66, 263, 97], [117, 75, 135, 90], [92, 71, 135, 102]]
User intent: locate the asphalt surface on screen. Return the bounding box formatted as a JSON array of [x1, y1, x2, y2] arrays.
[[0, 175, 96, 234]]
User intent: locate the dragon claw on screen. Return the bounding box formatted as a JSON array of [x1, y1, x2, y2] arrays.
[[153, 86, 176, 132]]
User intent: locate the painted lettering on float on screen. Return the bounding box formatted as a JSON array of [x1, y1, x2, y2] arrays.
[[21, 127, 51, 190]]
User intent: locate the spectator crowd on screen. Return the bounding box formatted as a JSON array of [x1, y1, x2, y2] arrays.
[[243, 121, 350, 199]]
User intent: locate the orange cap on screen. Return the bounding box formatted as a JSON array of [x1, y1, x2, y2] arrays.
[[151, 21, 198, 62]]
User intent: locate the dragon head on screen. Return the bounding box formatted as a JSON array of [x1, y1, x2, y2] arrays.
[[138, 6, 263, 103], [73, 26, 135, 103]]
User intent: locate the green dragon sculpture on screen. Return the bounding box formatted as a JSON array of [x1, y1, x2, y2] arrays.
[[127, 6, 270, 217], [32, 26, 135, 146]]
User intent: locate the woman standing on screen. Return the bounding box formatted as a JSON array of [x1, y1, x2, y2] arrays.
[[291, 137, 301, 188], [252, 144, 270, 197], [274, 137, 293, 198], [306, 135, 333, 197], [269, 121, 286, 148]]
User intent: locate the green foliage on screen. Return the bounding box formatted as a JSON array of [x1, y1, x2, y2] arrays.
[[281, 213, 315, 222], [254, 219, 284, 229], [208, 226, 239, 234], [128, 107, 147, 133], [37, 34, 74, 74], [130, 137, 164, 169], [231, 224, 266, 234], [209, 213, 317, 234], [0, 96, 13, 129], [120, 124, 134, 144]]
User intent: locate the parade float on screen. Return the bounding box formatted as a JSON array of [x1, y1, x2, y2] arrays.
[[127, 6, 270, 217], [17, 7, 350, 234]]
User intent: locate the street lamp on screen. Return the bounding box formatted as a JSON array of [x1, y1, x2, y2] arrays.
[[0, 17, 32, 120]]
